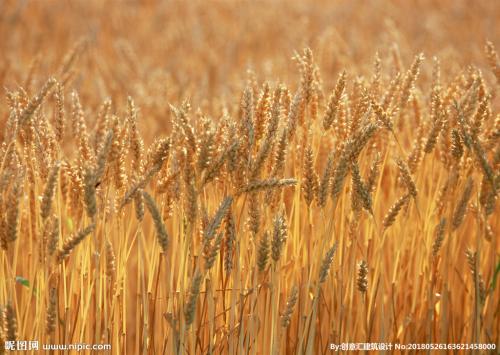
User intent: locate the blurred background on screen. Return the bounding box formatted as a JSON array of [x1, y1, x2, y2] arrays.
[[1, 0, 498, 135]]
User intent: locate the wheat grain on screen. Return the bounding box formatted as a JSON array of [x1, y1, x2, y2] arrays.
[[2, 303, 17, 341], [432, 218, 446, 257], [224, 211, 236, 274], [19, 77, 57, 125], [143, 191, 169, 253], [45, 287, 57, 334], [281, 286, 299, 328], [319, 244, 337, 283], [323, 71, 346, 130], [452, 178, 474, 230], [271, 212, 288, 262], [257, 232, 270, 272], [184, 272, 203, 327], [56, 223, 95, 263], [40, 161, 60, 220], [357, 260, 368, 293], [240, 178, 296, 194], [383, 193, 411, 228], [302, 145, 318, 206]]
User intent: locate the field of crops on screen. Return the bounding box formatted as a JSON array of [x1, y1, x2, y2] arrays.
[[0, 1, 498, 353]]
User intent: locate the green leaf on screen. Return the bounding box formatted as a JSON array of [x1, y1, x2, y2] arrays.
[[15, 276, 30, 288], [67, 217, 74, 231], [490, 260, 500, 292]]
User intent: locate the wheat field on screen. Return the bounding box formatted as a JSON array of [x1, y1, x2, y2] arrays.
[[0, 0, 499, 354]]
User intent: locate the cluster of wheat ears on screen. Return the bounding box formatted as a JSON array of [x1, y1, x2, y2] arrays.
[[0, 2, 499, 354]]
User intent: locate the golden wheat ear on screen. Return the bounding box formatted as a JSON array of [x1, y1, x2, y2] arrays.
[[55, 223, 95, 264]]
